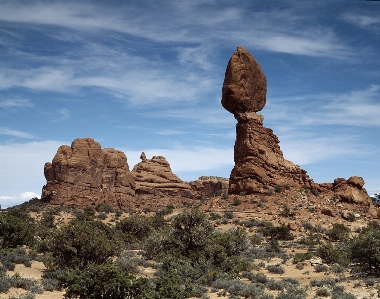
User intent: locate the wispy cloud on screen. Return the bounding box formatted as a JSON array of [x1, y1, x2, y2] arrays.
[[0, 98, 33, 109], [266, 85, 380, 127], [0, 127, 34, 139], [342, 12, 380, 32]]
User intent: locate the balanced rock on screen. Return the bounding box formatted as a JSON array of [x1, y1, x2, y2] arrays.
[[221, 46, 267, 115], [132, 154, 197, 198], [222, 47, 315, 194], [41, 138, 135, 209]]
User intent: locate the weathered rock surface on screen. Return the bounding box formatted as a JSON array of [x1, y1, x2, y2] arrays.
[[189, 176, 229, 199], [221, 46, 372, 208], [332, 176, 371, 203], [132, 154, 197, 198], [42, 138, 135, 209], [222, 46, 315, 194], [222, 46, 267, 114]]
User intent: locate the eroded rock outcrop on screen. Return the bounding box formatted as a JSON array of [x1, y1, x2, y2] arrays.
[[42, 138, 135, 209], [222, 46, 316, 194], [221, 47, 372, 208], [189, 176, 229, 199], [132, 154, 197, 198]]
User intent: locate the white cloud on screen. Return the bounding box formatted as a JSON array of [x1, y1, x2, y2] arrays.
[[342, 13, 380, 30], [278, 134, 362, 166], [0, 98, 33, 109], [267, 85, 380, 127], [0, 127, 34, 139], [0, 2, 353, 59]]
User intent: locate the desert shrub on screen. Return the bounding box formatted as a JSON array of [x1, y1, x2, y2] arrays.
[[95, 203, 114, 214], [314, 264, 329, 273], [326, 223, 350, 241], [115, 214, 153, 243], [154, 269, 190, 299], [293, 251, 314, 264], [364, 277, 375, 287], [39, 210, 55, 228], [298, 231, 322, 246], [310, 278, 336, 287], [8, 293, 36, 299], [0, 208, 35, 248], [267, 279, 286, 291], [331, 286, 355, 299], [58, 262, 152, 299], [97, 212, 107, 220], [266, 264, 285, 274], [280, 205, 294, 218], [0, 276, 12, 292], [263, 224, 294, 241], [42, 277, 60, 291], [172, 209, 214, 254], [214, 227, 250, 256], [224, 211, 234, 219], [232, 197, 241, 206], [316, 286, 331, 297], [350, 223, 380, 274], [330, 263, 346, 274], [115, 252, 140, 274], [316, 242, 349, 266], [209, 212, 221, 220], [276, 287, 307, 299], [46, 220, 123, 270]]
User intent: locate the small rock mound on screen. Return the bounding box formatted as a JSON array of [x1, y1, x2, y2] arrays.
[[189, 176, 229, 199], [42, 138, 135, 209], [132, 153, 197, 198]]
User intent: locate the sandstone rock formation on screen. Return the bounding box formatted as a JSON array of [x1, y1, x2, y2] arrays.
[[189, 176, 229, 199], [222, 46, 267, 114], [41, 138, 135, 209], [221, 46, 372, 208], [132, 154, 197, 198], [222, 46, 316, 194]]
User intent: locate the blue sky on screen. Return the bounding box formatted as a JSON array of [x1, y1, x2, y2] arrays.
[[1, 1, 379, 208]]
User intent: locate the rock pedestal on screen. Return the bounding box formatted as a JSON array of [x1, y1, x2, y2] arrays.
[[222, 46, 315, 194]]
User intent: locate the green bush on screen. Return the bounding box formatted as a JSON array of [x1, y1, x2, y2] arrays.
[[0, 209, 35, 248], [115, 214, 153, 243], [266, 264, 285, 274], [263, 224, 294, 241], [95, 203, 114, 214], [46, 220, 123, 270], [58, 262, 152, 299], [350, 223, 380, 274], [326, 223, 350, 241], [316, 242, 349, 266], [172, 209, 214, 254]]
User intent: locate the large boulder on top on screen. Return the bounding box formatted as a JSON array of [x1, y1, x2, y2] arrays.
[[222, 46, 267, 115], [41, 138, 135, 209], [222, 47, 316, 194]]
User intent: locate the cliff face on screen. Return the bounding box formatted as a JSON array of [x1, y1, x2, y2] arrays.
[[42, 138, 135, 209]]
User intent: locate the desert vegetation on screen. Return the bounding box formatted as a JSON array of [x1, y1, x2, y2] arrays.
[[1, 198, 380, 299]]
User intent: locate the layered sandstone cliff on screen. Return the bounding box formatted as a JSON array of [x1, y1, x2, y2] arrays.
[[41, 138, 135, 209]]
